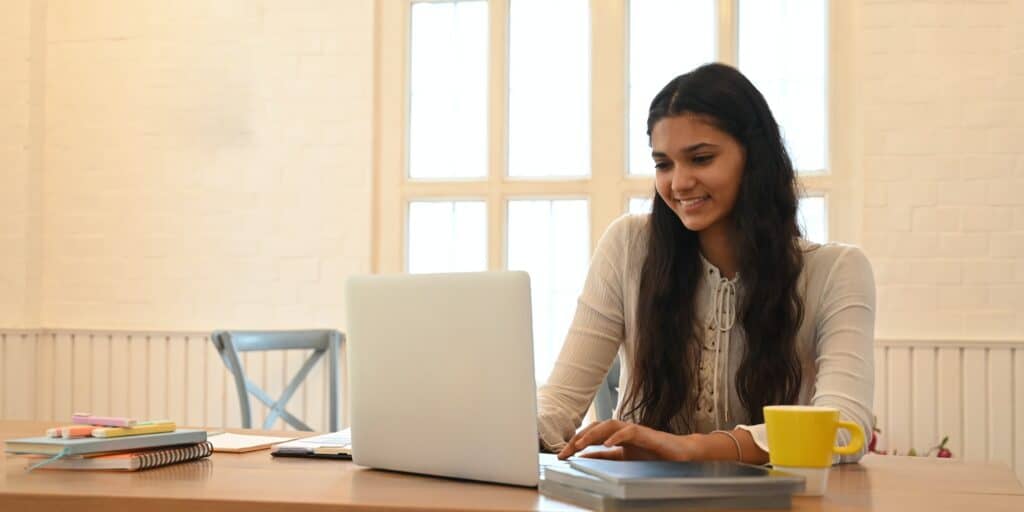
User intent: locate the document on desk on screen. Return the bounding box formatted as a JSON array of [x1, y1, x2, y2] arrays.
[[270, 429, 352, 459], [207, 432, 297, 453]]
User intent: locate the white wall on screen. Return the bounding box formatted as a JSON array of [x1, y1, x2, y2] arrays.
[[4, 1, 1020, 340], [38, 0, 374, 330], [0, 0, 37, 328], [858, 0, 1024, 339]]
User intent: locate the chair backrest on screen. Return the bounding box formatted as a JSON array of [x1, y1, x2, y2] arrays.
[[211, 329, 343, 431], [593, 355, 621, 421]]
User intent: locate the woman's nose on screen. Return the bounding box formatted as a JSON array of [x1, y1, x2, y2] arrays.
[[671, 166, 697, 192]]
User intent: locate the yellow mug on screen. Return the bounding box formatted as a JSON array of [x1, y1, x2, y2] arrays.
[[763, 405, 865, 468]]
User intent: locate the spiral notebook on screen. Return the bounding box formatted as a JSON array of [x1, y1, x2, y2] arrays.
[[28, 442, 213, 471]]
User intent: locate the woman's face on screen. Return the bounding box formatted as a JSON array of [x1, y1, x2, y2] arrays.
[[651, 114, 745, 234]]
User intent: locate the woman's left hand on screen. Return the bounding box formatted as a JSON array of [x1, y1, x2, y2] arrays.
[[557, 420, 703, 461]]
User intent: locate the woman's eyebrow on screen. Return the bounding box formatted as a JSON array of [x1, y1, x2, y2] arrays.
[[681, 142, 717, 153], [651, 142, 719, 159]]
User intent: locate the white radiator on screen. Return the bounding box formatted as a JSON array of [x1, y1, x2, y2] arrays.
[[873, 339, 1023, 479], [0, 329, 346, 432], [1, 330, 1021, 482]]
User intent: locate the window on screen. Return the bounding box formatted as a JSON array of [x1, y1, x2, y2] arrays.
[[629, 196, 653, 215], [508, 0, 591, 177], [378, 0, 844, 383], [408, 1, 488, 179], [738, 0, 828, 173], [798, 195, 828, 244], [507, 199, 590, 381], [737, 0, 835, 243], [628, 0, 716, 176], [407, 201, 487, 273]]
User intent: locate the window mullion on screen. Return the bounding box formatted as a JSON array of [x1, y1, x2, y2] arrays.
[[489, 0, 510, 270], [589, 0, 628, 253], [375, 0, 410, 273], [829, 0, 852, 243], [717, 0, 738, 65]]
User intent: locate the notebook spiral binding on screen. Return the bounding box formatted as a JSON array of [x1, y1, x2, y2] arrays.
[[137, 442, 213, 470], [137, 458, 213, 480]]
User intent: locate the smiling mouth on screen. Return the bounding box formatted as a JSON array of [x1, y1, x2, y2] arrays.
[[676, 195, 710, 207]]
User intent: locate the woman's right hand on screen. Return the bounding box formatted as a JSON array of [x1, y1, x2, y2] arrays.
[[557, 420, 703, 461]]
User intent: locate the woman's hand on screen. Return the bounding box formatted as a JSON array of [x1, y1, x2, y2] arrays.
[[557, 420, 703, 461]]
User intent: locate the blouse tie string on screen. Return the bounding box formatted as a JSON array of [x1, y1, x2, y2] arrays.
[[706, 277, 736, 428]]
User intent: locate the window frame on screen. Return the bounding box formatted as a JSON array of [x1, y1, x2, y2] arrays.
[[373, 0, 856, 274]]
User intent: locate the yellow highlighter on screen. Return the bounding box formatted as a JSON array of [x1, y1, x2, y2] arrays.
[[92, 420, 176, 438]]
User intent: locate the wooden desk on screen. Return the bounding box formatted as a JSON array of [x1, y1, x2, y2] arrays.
[[1, 420, 1021, 511]]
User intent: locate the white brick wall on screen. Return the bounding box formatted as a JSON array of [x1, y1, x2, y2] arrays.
[[2, 0, 1021, 340], [35, 0, 375, 330], [0, 0, 33, 327], [862, 0, 1024, 339]]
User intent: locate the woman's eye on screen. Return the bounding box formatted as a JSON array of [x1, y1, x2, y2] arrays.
[[654, 161, 671, 171], [693, 154, 714, 165]]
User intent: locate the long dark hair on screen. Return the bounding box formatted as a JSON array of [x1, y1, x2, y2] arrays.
[[620, 63, 804, 431]]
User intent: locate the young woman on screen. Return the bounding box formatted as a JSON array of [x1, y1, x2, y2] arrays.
[[538, 63, 874, 465]]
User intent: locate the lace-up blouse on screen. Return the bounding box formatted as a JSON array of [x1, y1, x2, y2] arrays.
[[536, 214, 876, 463], [697, 257, 738, 431]]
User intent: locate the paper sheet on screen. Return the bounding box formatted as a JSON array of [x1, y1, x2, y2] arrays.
[[207, 432, 296, 453]]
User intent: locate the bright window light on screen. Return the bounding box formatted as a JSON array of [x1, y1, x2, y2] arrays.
[[409, 1, 488, 179], [798, 195, 828, 243], [408, 200, 487, 273], [628, 196, 653, 215], [508, 0, 590, 178], [738, 0, 828, 173], [507, 199, 589, 383], [629, 0, 717, 176]]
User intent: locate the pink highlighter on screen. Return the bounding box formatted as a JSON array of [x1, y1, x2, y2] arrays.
[[71, 412, 137, 427]]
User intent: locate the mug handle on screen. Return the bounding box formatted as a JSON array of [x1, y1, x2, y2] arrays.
[[832, 420, 865, 456]]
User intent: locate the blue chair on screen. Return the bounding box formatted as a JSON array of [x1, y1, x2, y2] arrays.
[[211, 329, 343, 431], [593, 356, 621, 421]]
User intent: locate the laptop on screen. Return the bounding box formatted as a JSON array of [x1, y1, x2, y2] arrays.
[[345, 271, 541, 487]]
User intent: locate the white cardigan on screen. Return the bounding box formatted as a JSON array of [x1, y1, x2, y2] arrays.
[[536, 214, 876, 463]]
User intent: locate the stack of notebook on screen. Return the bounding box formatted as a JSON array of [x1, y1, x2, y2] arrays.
[[4, 413, 210, 471], [540, 458, 805, 511]]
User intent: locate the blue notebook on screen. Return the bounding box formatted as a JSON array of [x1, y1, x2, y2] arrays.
[[568, 459, 805, 489], [5, 429, 207, 456], [546, 459, 805, 500]]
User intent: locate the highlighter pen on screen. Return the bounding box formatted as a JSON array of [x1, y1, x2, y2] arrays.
[[45, 426, 68, 438], [91, 421, 176, 438], [136, 419, 173, 425], [61, 425, 100, 439], [72, 412, 137, 427], [45, 425, 100, 438]]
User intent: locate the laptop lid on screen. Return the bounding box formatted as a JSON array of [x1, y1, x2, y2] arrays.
[[345, 271, 540, 487]]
